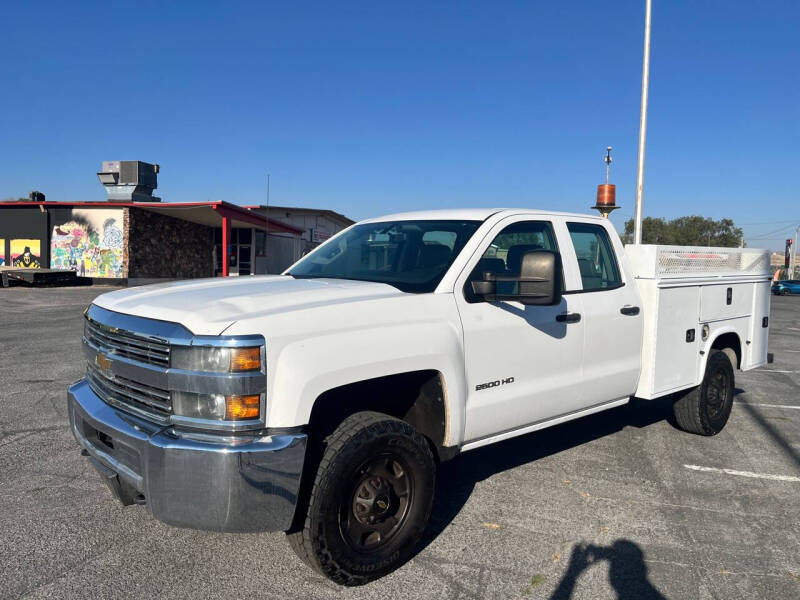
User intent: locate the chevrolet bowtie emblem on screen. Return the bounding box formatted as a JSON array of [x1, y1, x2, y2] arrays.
[[95, 353, 112, 373]]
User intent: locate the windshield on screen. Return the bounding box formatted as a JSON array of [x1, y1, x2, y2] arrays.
[[287, 220, 482, 293]]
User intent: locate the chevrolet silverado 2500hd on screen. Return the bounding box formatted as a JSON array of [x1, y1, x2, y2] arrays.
[[68, 209, 771, 585]]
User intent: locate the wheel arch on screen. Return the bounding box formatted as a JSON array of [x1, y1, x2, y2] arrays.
[[306, 369, 456, 461], [707, 330, 742, 372]]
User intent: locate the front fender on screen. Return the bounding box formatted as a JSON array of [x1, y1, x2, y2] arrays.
[[268, 319, 467, 447]]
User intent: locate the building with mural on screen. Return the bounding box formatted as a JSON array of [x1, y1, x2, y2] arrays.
[[0, 201, 306, 284], [0, 161, 353, 284]]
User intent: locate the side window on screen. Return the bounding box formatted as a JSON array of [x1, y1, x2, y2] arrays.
[[567, 222, 622, 291], [465, 220, 559, 301]]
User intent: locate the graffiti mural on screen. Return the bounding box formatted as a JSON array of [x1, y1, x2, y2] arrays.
[[50, 208, 124, 278], [0, 239, 5, 266], [10, 239, 42, 268]]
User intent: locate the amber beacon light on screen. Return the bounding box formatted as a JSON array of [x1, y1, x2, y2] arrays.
[[592, 146, 620, 219]]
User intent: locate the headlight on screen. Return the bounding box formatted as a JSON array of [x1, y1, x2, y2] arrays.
[[171, 346, 262, 373], [170, 343, 264, 426], [173, 391, 227, 420], [172, 391, 261, 421]]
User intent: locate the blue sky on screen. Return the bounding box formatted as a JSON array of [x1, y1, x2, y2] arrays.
[[1, 1, 798, 249]]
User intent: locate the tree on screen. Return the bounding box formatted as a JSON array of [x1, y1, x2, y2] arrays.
[[620, 216, 743, 247]]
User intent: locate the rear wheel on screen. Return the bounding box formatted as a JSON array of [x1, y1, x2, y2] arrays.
[[781, 288, 791, 296], [287, 411, 435, 586], [673, 350, 735, 436]]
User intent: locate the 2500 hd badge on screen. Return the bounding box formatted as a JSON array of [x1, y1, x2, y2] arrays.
[[475, 377, 515, 391]]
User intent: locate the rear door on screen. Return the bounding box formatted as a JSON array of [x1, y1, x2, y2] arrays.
[[454, 215, 586, 442], [564, 219, 642, 405]]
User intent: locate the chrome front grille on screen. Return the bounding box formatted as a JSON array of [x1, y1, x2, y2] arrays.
[[85, 318, 170, 367], [86, 361, 172, 422], [82, 304, 267, 431]]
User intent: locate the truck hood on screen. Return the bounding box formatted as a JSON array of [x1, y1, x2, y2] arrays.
[[92, 276, 407, 335]]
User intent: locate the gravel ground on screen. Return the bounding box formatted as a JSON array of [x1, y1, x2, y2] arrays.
[[1, 286, 798, 599]]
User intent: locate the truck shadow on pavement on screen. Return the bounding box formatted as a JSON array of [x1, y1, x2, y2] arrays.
[[414, 396, 678, 596], [420, 397, 676, 551], [734, 387, 800, 468]]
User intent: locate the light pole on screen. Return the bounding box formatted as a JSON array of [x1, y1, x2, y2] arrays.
[[633, 0, 653, 245]]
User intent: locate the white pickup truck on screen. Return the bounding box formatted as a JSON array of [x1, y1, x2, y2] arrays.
[[68, 208, 771, 585]]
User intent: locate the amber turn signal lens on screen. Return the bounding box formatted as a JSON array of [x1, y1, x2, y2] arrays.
[[225, 395, 260, 420], [230, 347, 261, 372]]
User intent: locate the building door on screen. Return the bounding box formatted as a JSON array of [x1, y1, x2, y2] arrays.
[[237, 228, 252, 275], [214, 228, 255, 276]]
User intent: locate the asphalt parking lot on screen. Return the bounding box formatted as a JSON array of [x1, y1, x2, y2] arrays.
[[1, 287, 798, 599]]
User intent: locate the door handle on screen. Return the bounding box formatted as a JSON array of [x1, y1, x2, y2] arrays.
[[620, 306, 640, 316], [556, 312, 581, 323]]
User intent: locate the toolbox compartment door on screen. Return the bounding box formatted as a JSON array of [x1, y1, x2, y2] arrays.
[[651, 285, 701, 394], [744, 280, 770, 369], [699, 283, 754, 322]]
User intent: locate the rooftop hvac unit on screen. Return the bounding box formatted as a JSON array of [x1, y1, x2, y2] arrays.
[[97, 160, 161, 202]]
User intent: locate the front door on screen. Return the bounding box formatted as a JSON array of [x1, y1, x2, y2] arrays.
[[455, 216, 586, 443]]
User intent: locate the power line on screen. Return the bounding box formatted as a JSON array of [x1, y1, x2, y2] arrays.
[[744, 223, 797, 240], [738, 219, 800, 226]]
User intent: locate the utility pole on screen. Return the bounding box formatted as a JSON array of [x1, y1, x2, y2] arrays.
[[792, 225, 799, 278], [633, 0, 653, 245]]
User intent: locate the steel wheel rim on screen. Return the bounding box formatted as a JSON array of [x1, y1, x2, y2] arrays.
[[340, 452, 414, 553], [706, 367, 730, 419]]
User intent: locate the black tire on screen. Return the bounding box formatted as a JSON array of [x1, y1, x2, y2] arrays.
[[781, 289, 790, 296], [287, 411, 436, 586], [673, 350, 735, 436]]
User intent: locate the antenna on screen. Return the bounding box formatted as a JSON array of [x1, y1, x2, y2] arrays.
[[605, 146, 613, 184]]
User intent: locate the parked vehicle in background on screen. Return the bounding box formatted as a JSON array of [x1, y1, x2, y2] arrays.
[[772, 280, 800, 295], [66, 208, 772, 586]]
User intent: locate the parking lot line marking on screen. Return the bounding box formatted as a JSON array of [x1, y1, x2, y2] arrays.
[[736, 402, 800, 410], [684, 464, 800, 483], [591, 495, 781, 519], [752, 369, 800, 374]]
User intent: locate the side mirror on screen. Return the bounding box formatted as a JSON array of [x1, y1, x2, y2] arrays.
[[471, 250, 563, 306]]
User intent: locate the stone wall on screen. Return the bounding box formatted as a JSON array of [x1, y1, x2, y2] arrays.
[[125, 208, 214, 279]]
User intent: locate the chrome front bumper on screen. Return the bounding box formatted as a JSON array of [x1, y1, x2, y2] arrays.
[[68, 379, 307, 532]]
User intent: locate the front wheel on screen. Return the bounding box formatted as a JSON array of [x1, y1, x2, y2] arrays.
[[781, 288, 791, 296], [288, 411, 436, 586], [672, 350, 735, 436]]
